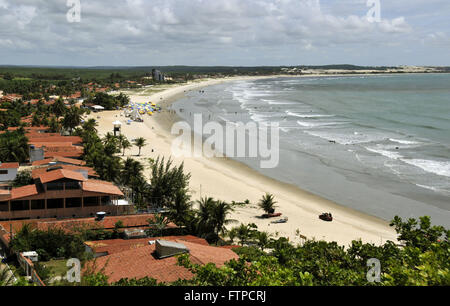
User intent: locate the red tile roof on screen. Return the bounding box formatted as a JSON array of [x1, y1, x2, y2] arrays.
[[32, 165, 98, 179], [39, 169, 87, 184], [85, 236, 209, 255], [0, 162, 19, 169], [10, 184, 38, 200], [32, 157, 86, 167], [8, 126, 49, 132], [28, 136, 82, 144], [43, 146, 84, 158], [87, 240, 239, 283], [82, 180, 123, 196]]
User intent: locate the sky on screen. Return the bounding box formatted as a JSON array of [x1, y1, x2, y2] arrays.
[[0, 0, 449, 67]]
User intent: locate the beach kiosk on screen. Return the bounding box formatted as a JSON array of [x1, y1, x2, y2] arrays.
[[113, 120, 122, 136], [92, 105, 105, 112]]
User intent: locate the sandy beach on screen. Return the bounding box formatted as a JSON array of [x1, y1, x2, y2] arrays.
[[90, 75, 399, 247]]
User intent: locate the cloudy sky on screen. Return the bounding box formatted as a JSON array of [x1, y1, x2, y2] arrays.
[[0, 0, 449, 66]]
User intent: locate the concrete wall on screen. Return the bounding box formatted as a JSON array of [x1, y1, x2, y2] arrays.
[[0, 168, 18, 182]]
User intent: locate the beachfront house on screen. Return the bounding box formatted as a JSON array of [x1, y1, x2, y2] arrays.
[[0, 168, 132, 221]]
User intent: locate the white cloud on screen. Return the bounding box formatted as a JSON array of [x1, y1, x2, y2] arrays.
[[0, 0, 448, 65]]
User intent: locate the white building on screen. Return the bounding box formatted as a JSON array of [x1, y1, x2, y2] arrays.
[[0, 162, 19, 183]]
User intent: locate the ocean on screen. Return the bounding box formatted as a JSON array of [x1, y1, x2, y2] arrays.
[[171, 74, 450, 227]]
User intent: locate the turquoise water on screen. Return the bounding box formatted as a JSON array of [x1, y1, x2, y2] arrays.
[[173, 74, 450, 226]]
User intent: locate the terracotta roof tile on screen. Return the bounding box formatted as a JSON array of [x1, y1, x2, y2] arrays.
[[85, 235, 209, 255], [32, 157, 86, 167], [86, 240, 239, 283], [32, 165, 98, 179], [0, 162, 19, 169], [43, 146, 83, 158], [10, 184, 38, 200], [82, 180, 123, 196], [39, 169, 87, 184]]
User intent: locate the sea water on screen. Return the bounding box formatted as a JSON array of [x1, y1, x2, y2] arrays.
[[172, 74, 450, 227]]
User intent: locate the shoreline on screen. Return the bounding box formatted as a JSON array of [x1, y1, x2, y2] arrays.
[[92, 74, 399, 246]]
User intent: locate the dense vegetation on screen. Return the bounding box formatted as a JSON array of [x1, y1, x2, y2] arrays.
[[76, 216, 449, 287]]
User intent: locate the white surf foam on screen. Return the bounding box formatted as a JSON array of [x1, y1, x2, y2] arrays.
[[389, 138, 421, 145], [401, 159, 450, 178], [366, 147, 403, 160], [286, 111, 334, 118]]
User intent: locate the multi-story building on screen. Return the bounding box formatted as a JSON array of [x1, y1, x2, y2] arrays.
[[0, 168, 131, 221]]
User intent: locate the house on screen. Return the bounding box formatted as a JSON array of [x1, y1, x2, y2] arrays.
[[84, 237, 239, 283], [0, 169, 129, 220], [0, 162, 19, 183]]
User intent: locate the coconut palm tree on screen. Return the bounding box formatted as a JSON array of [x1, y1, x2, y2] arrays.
[[196, 197, 216, 235], [195, 197, 236, 242], [62, 106, 83, 134], [120, 158, 144, 186], [134, 137, 147, 156], [210, 200, 236, 237], [258, 193, 277, 215], [168, 190, 193, 227], [236, 224, 251, 246], [83, 118, 98, 134], [118, 135, 132, 156], [148, 213, 170, 237], [255, 231, 272, 251]]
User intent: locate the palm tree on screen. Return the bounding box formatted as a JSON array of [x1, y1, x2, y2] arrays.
[[236, 224, 251, 246], [227, 227, 238, 244], [121, 158, 144, 186], [102, 133, 120, 155], [195, 197, 236, 242], [134, 137, 147, 156], [118, 135, 132, 156], [258, 193, 277, 215], [210, 200, 236, 237], [62, 106, 83, 134], [0, 129, 29, 163], [148, 214, 170, 237], [255, 231, 272, 251], [83, 118, 98, 134], [52, 97, 67, 117], [196, 197, 216, 234], [168, 189, 193, 227]]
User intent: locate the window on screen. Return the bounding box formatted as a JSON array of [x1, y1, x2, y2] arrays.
[[0, 170, 8, 175], [66, 197, 82, 208], [101, 196, 110, 206], [47, 198, 64, 209], [31, 199, 45, 210], [0, 201, 8, 212], [84, 197, 99, 207], [11, 200, 29, 211]]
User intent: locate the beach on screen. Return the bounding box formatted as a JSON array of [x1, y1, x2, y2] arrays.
[[90, 76, 399, 247]]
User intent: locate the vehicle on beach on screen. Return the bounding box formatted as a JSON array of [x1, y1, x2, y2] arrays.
[[262, 212, 282, 219], [319, 213, 333, 222], [271, 217, 288, 224]]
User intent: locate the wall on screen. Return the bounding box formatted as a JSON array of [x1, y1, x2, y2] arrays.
[[0, 168, 18, 183]]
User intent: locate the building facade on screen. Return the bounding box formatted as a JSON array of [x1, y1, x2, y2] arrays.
[[0, 169, 131, 221]]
